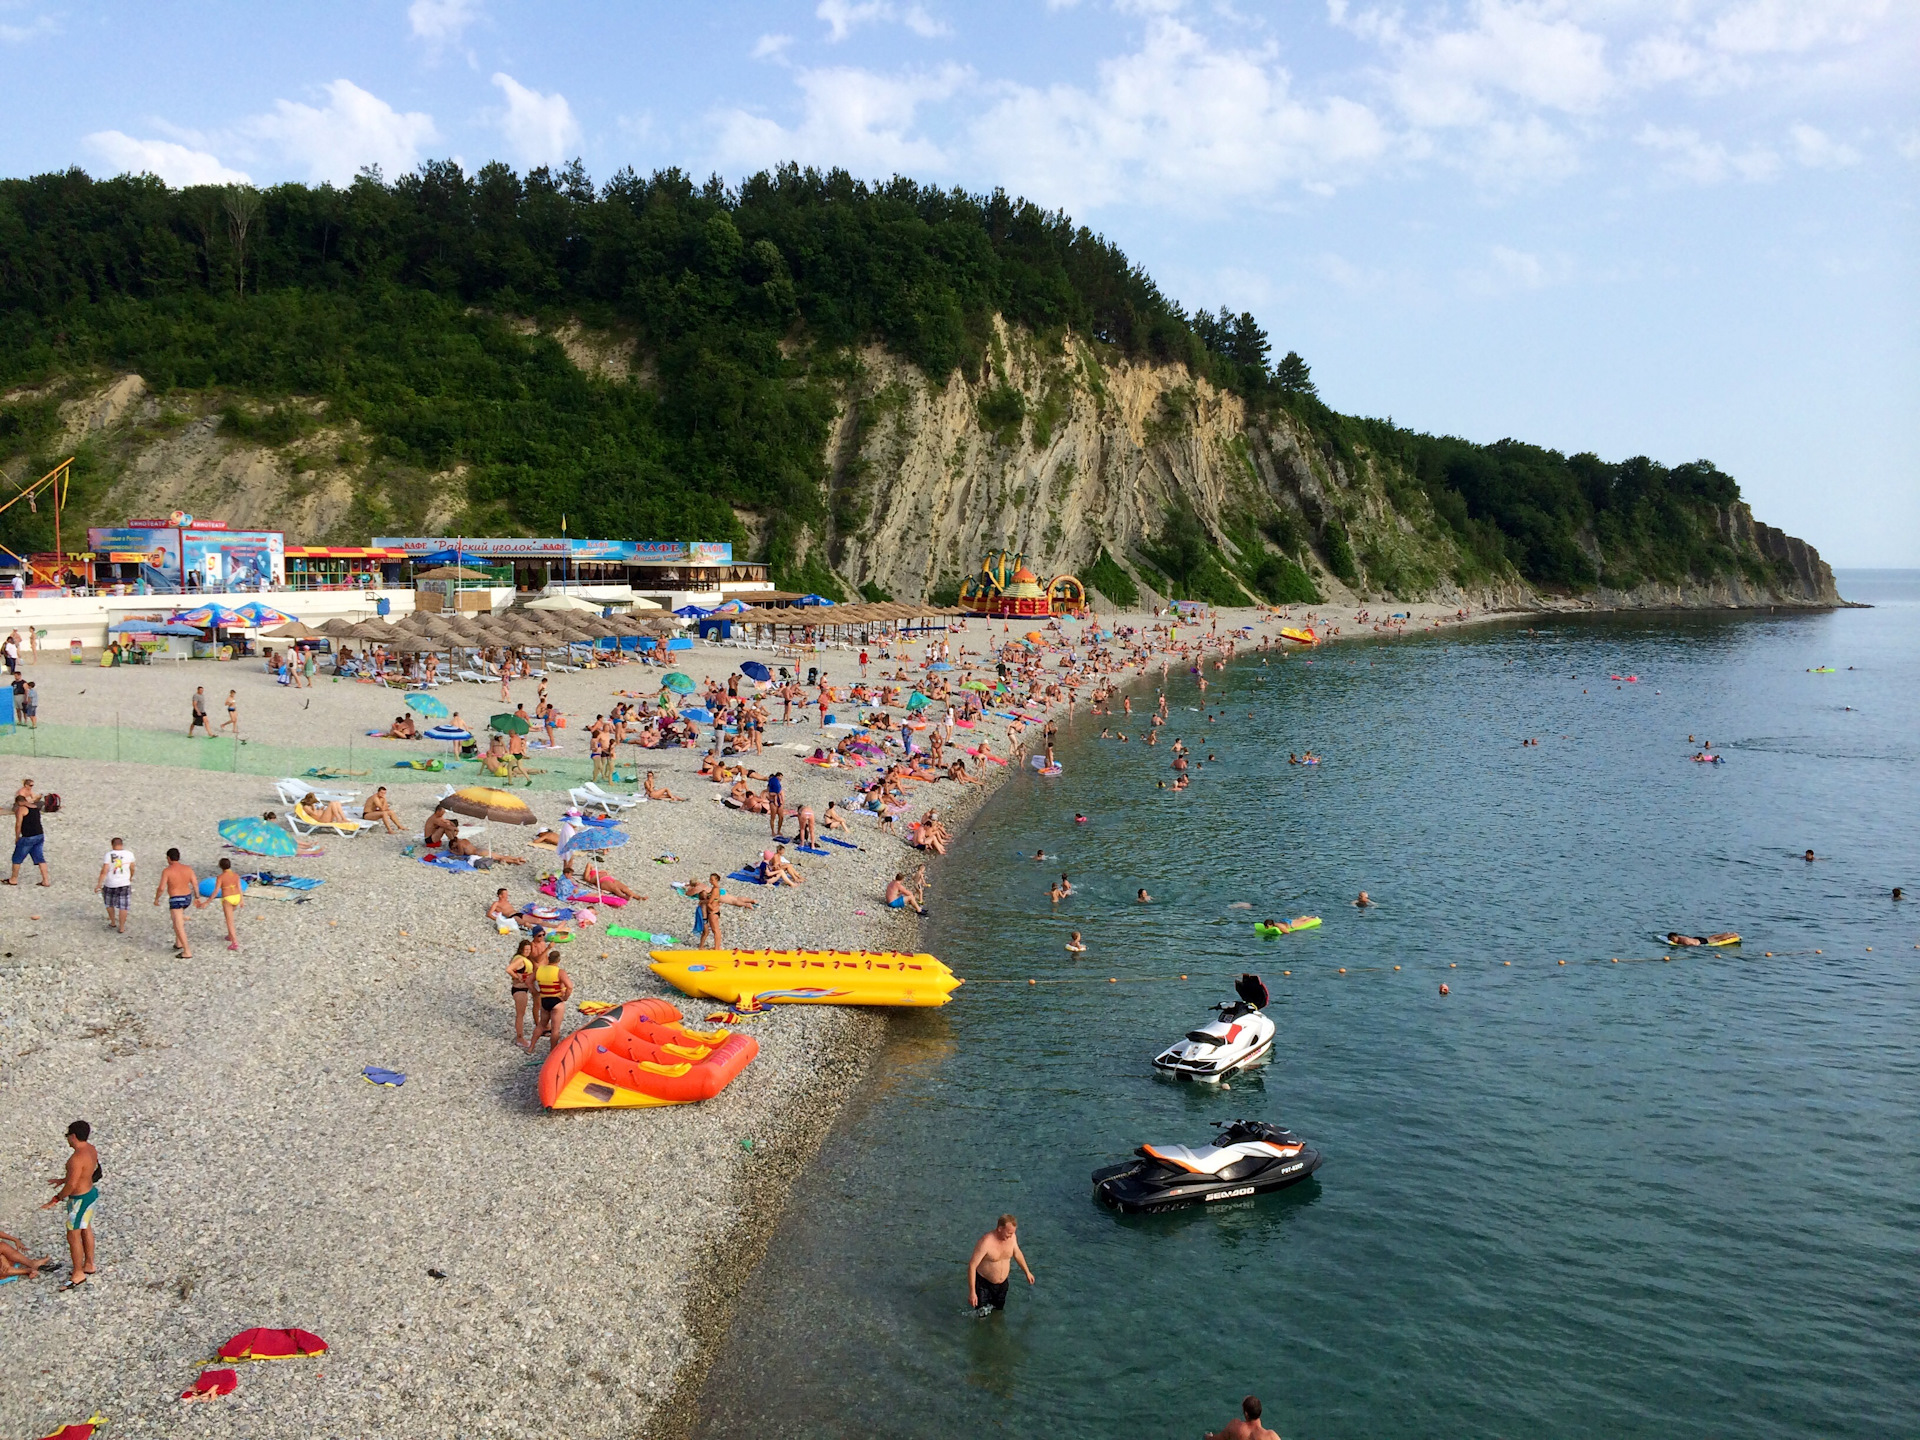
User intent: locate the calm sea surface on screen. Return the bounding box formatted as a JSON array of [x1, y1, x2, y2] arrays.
[[698, 573, 1920, 1440]]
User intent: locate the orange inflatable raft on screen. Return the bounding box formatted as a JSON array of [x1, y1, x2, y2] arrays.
[[1280, 627, 1317, 646], [538, 998, 758, 1109]]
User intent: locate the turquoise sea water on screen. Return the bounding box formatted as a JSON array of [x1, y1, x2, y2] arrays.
[[698, 574, 1920, 1440]]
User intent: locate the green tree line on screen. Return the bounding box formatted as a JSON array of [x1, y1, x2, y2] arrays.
[[0, 160, 1756, 593]]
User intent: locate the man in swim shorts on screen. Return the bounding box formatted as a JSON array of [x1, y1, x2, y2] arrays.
[[154, 847, 203, 959], [40, 1119, 100, 1288], [966, 1213, 1034, 1313], [885, 872, 926, 916]]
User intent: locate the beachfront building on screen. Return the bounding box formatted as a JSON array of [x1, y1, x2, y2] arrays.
[[88, 519, 288, 594], [371, 537, 771, 612]]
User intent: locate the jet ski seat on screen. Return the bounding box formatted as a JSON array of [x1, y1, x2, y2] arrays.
[[1234, 973, 1270, 1008]]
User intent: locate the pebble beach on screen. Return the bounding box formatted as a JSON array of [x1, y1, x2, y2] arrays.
[[0, 598, 1495, 1438]]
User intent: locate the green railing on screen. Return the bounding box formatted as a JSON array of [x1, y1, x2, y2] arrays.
[[0, 720, 604, 792]]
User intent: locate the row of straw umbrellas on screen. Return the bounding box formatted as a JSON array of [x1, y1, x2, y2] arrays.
[[263, 605, 682, 657]]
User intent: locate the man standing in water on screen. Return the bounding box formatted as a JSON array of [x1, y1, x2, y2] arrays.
[[966, 1213, 1035, 1313], [1205, 1395, 1279, 1440]]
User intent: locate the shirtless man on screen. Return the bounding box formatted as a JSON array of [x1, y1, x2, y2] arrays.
[[1205, 1395, 1279, 1440], [154, 847, 203, 958], [486, 887, 518, 928], [40, 1120, 101, 1289], [884, 872, 927, 916], [966, 1213, 1035, 1312], [425, 803, 479, 856], [362, 786, 404, 834]]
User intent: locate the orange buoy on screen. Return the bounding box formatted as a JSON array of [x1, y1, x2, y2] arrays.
[[1558, 959, 1566, 966], [1438, 983, 1449, 995], [1393, 965, 1401, 971], [1338, 967, 1347, 974], [1109, 977, 1117, 983], [1029, 979, 1036, 985]]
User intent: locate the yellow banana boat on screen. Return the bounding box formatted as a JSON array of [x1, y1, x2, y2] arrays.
[[648, 948, 963, 1008]]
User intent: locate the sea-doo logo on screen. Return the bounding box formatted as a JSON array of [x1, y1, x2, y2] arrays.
[[1207, 1186, 1256, 1201]]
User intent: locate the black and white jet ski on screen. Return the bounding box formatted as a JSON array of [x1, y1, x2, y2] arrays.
[[1151, 974, 1273, 1081], [1092, 1118, 1322, 1213]]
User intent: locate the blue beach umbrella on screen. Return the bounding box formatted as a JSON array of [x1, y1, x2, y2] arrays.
[[740, 660, 772, 682], [929, 661, 952, 671], [406, 691, 449, 719], [661, 672, 696, 695], [680, 706, 715, 724], [794, 594, 835, 607], [905, 691, 933, 712], [424, 724, 472, 742], [559, 826, 631, 858], [218, 817, 297, 856], [673, 604, 714, 618]]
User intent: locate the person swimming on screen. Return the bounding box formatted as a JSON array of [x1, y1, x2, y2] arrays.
[[1065, 931, 1086, 954]]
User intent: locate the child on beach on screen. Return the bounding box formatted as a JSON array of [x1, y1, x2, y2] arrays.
[[213, 857, 244, 951]]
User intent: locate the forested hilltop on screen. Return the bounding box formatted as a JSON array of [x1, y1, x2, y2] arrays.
[[0, 161, 1836, 607]]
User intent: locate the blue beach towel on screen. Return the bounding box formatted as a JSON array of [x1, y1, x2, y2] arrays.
[[727, 869, 769, 886], [796, 845, 830, 856], [362, 1066, 407, 1087], [821, 836, 859, 849]]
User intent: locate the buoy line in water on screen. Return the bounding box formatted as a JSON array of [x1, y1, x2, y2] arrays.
[[973, 945, 1899, 986]]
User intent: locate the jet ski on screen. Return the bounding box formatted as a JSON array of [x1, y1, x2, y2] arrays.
[[1093, 1118, 1322, 1213], [1151, 974, 1273, 1081]]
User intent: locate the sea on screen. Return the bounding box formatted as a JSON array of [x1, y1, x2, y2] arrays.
[[696, 572, 1920, 1440]]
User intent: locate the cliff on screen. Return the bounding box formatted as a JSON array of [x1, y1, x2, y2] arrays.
[[10, 329, 1839, 613]]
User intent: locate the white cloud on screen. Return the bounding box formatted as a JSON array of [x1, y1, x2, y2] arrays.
[[409, 0, 481, 44], [816, 0, 950, 42], [490, 73, 582, 168], [1636, 122, 1779, 183], [1898, 129, 1920, 161], [247, 79, 438, 185], [0, 13, 56, 43], [1788, 122, 1860, 168], [1465, 243, 1576, 295], [970, 17, 1390, 211], [714, 63, 966, 175], [752, 33, 795, 60], [1705, 0, 1891, 56], [1341, 1, 1614, 128], [84, 132, 251, 186]]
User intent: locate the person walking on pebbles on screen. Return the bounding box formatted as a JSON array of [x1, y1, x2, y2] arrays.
[[94, 836, 134, 933], [40, 1119, 100, 1290], [187, 685, 211, 737], [966, 1213, 1035, 1314], [8, 777, 50, 887], [155, 847, 204, 958]]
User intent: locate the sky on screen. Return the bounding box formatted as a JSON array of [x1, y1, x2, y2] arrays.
[[3, 1, 1916, 565]]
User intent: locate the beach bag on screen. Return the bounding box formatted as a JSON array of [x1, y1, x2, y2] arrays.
[[40, 792, 60, 814]]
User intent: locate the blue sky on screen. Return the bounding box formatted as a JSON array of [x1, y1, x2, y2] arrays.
[[5, 1, 1916, 564]]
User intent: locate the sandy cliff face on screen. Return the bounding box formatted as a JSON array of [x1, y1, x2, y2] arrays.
[[818, 322, 1488, 607]]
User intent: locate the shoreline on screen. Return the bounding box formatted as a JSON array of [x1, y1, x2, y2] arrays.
[[0, 597, 1519, 1438]]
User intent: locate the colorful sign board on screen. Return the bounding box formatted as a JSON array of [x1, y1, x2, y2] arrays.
[[89, 527, 285, 590], [372, 537, 733, 565]]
